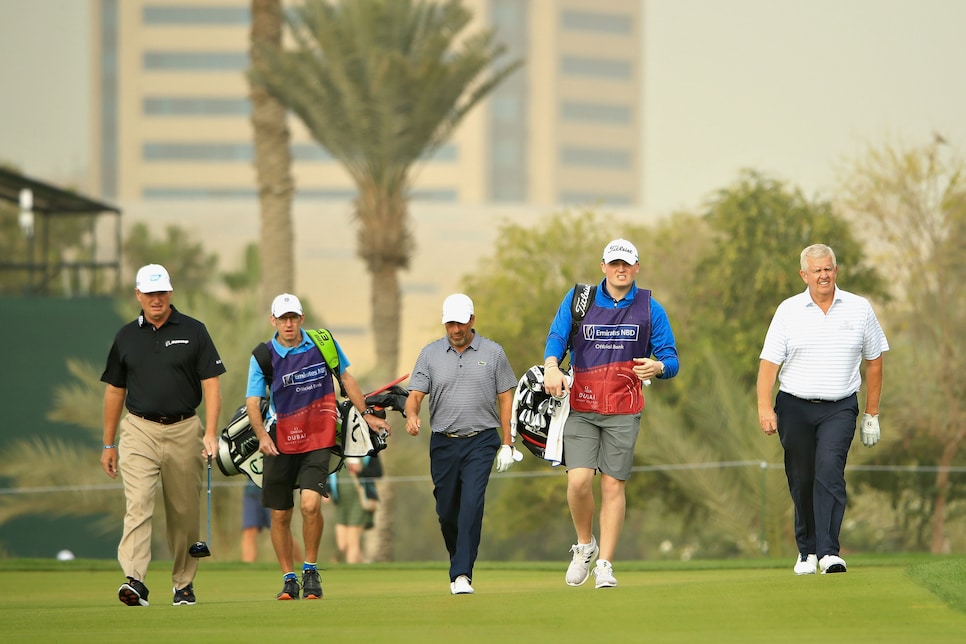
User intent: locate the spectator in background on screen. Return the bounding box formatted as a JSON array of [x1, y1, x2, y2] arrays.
[[327, 456, 381, 563]]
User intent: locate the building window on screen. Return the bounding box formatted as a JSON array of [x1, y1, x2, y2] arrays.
[[559, 192, 632, 206], [143, 51, 248, 71], [143, 142, 252, 162], [144, 97, 251, 116], [561, 56, 632, 80], [560, 10, 633, 35], [143, 187, 257, 200], [292, 144, 334, 162], [410, 188, 458, 202], [561, 146, 631, 168], [561, 101, 631, 124], [143, 5, 250, 25]]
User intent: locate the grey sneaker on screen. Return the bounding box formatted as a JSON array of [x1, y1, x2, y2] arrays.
[[277, 576, 300, 600], [173, 583, 196, 605], [565, 537, 599, 586], [593, 559, 618, 589], [302, 569, 323, 599], [118, 577, 150, 606]]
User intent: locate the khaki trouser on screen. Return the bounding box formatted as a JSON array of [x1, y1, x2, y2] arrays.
[[117, 413, 204, 590]]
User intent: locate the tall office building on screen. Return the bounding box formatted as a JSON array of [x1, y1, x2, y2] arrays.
[[91, 0, 642, 206], [89, 0, 644, 370]]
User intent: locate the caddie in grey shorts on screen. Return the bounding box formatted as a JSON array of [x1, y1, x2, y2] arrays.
[[563, 411, 643, 480]]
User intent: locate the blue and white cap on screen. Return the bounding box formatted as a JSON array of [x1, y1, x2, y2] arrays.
[[135, 264, 173, 292], [271, 293, 303, 317]]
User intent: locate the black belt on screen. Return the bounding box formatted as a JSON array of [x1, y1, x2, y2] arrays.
[[799, 395, 852, 404], [130, 411, 196, 425], [441, 429, 488, 439]]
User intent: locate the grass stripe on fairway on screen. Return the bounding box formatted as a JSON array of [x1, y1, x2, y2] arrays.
[[0, 557, 964, 643]]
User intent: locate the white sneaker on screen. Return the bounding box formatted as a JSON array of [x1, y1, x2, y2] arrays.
[[565, 537, 599, 586], [450, 575, 474, 595], [819, 554, 847, 574], [593, 559, 618, 589], [793, 553, 818, 575]]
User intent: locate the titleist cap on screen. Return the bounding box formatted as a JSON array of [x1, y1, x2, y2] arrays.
[[602, 239, 639, 265]]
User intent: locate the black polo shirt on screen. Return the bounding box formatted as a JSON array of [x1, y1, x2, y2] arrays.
[[101, 305, 227, 417]]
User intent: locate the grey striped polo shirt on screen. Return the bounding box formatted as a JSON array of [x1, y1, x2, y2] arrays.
[[409, 332, 517, 435]]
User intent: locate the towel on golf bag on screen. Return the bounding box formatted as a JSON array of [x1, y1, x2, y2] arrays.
[[510, 365, 571, 466]]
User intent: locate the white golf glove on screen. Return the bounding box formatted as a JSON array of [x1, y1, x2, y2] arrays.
[[861, 413, 880, 448], [496, 445, 523, 472]]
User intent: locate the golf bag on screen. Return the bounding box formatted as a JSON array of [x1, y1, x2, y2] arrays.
[[216, 384, 410, 488], [337, 383, 410, 460], [509, 284, 595, 465], [216, 398, 269, 486], [510, 365, 571, 465]]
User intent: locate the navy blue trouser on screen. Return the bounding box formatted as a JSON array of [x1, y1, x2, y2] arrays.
[[429, 429, 500, 582], [775, 392, 858, 558]]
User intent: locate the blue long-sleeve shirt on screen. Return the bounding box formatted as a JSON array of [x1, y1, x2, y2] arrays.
[[544, 280, 680, 379]]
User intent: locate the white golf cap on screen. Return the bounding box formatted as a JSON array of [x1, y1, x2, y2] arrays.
[[271, 293, 303, 317], [602, 238, 639, 265], [441, 293, 474, 324], [135, 264, 173, 292]]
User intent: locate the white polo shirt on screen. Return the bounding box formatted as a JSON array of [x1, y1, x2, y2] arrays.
[[760, 286, 889, 401]]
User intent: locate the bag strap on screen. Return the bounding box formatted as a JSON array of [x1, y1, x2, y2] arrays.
[[565, 283, 596, 365], [252, 342, 273, 381], [306, 328, 347, 398]]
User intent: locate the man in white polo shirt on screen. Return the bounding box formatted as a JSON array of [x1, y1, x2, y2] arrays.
[[757, 244, 888, 575]]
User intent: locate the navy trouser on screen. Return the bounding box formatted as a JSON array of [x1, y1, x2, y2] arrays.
[[429, 429, 501, 582], [775, 392, 858, 558]]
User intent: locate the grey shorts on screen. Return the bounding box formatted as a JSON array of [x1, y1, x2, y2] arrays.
[[563, 411, 642, 480]]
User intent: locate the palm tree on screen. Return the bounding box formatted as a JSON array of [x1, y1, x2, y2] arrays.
[[249, 0, 296, 310], [250, 0, 522, 383]]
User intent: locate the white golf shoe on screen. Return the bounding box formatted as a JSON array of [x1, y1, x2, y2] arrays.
[[793, 553, 818, 575]]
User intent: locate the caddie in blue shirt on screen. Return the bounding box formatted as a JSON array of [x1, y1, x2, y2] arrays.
[[543, 238, 680, 590], [246, 293, 388, 601]]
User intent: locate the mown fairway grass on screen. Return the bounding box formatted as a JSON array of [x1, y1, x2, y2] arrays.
[[1, 555, 964, 643]]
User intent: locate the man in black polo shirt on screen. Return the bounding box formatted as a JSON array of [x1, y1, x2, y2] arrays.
[[100, 264, 226, 607]]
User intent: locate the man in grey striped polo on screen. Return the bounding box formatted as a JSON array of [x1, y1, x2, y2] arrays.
[[405, 294, 519, 595], [757, 244, 889, 575]]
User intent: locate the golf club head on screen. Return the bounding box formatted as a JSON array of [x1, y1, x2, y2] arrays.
[[188, 541, 211, 558]]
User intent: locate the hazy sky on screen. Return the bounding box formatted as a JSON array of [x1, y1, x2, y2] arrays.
[[1, 0, 964, 216]]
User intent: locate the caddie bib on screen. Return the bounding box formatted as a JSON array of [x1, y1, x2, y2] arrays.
[[270, 345, 339, 454], [570, 289, 651, 415]]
